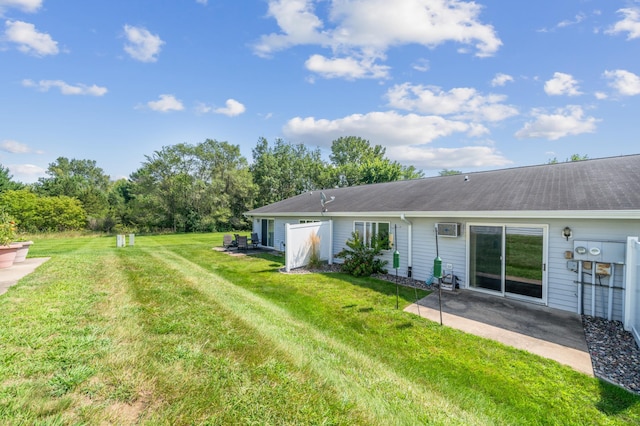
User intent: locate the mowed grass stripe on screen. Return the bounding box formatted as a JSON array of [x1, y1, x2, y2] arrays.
[[3, 234, 638, 424], [0, 238, 124, 424], [112, 243, 366, 425], [139, 240, 494, 425]]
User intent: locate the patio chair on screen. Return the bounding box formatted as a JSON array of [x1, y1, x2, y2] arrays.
[[237, 235, 249, 251], [249, 232, 260, 248], [223, 234, 234, 249]]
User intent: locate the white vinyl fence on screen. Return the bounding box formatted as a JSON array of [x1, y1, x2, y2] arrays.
[[625, 237, 640, 347], [284, 221, 333, 272]]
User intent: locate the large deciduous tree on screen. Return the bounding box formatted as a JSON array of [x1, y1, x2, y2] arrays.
[[35, 157, 111, 220], [129, 139, 254, 232], [251, 137, 325, 207], [324, 136, 423, 187], [0, 164, 22, 192]]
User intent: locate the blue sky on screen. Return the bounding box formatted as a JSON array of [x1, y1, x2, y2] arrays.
[[1, 0, 639, 183]]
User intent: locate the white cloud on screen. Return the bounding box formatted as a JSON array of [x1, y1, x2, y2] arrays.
[[305, 54, 390, 79], [254, 0, 501, 80], [606, 8, 640, 40], [7, 163, 46, 183], [22, 79, 107, 96], [196, 0, 207, 4], [146, 94, 184, 112], [4, 20, 58, 56], [283, 110, 476, 148], [389, 145, 511, 170], [282, 110, 513, 169], [386, 83, 518, 122], [214, 99, 246, 117], [123, 25, 164, 62], [194, 102, 212, 114], [412, 58, 430, 72], [491, 73, 513, 87], [544, 72, 582, 96], [1, 139, 40, 153], [594, 91, 607, 100], [557, 13, 586, 29], [538, 12, 588, 33], [515, 105, 598, 140], [603, 69, 640, 96], [253, 0, 329, 57], [0, 0, 42, 13]]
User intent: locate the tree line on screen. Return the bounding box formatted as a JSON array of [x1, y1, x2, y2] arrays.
[[0, 136, 423, 234]]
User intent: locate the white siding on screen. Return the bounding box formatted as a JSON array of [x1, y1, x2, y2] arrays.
[[252, 217, 323, 251], [331, 217, 409, 273], [547, 219, 639, 321], [626, 238, 640, 346], [252, 214, 639, 321], [411, 218, 467, 285]]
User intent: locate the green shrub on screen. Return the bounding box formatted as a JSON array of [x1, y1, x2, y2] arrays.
[[336, 231, 388, 277]]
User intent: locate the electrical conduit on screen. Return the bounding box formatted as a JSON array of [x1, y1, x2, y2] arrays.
[[400, 214, 412, 277]]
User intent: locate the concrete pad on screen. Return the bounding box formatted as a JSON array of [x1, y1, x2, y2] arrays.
[[405, 290, 594, 376], [0, 257, 50, 296]]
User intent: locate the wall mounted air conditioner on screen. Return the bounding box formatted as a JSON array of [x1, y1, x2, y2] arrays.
[[436, 223, 461, 237]]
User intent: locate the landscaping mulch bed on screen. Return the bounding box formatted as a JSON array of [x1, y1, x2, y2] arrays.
[[283, 263, 431, 289]]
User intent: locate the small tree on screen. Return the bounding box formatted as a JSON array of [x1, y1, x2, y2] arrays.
[[336, 231, 388, 277]]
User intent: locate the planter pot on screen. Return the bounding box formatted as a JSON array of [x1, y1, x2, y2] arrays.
[[0, 244, 21, 269], [12, 241, 33, 263]]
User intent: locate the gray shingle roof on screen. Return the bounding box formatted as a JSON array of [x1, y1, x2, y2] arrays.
[[246, 154, 640, 215]]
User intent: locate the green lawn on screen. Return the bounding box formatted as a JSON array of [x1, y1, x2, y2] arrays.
[[0, 233, 638, 425]]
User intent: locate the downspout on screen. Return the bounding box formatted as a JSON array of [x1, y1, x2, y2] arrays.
[[400, 214, 413, 277]]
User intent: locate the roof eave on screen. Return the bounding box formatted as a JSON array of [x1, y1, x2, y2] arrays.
[[245, 210, 640, 220]]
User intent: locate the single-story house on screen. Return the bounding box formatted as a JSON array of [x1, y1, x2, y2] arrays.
[[245, 154, 640, 341]]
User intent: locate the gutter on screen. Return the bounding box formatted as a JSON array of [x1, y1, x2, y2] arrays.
[[400, 214, 413, 277], [245, 210, 640, 220]]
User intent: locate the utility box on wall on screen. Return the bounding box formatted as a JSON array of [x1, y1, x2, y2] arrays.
[[573, 240, 626, 264]]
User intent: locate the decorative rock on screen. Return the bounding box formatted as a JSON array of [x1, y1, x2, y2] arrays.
[[583, 315, 640, 394]]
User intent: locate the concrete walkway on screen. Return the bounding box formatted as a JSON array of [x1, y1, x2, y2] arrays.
[[0, 257, 50, 296], [404, 289, 594, 376]]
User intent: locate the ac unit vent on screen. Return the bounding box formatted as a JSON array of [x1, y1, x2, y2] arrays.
[[436, 223, 460, 237]]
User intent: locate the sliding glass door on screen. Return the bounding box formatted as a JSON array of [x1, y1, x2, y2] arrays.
[[469, 226, 503, 292], [260, 219, 274, 247], [505, 227, 544, 299], [469, 224, 546, 302]]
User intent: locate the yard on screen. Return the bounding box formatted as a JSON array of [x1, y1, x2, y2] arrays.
[[0, 233, 638, 425]]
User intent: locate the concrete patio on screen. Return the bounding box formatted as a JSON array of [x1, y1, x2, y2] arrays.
[[0, 257, 50, 296], [404, 289, 594, 375]]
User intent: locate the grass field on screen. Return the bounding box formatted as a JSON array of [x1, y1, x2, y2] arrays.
[[0, 233, 638, 425]]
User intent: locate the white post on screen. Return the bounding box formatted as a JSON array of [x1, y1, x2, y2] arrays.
[[591, 262, 596, 316], [607, 264, 615, 321], [285, 223, 291, 272], [129, 233, 135, 246], [116, 234, 125, 247], [577, 261, 583, 314], [624, 237, 639, 331], [328, 220, 333, 265]]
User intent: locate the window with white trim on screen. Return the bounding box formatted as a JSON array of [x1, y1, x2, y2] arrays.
[[354, 221, 391, 249]]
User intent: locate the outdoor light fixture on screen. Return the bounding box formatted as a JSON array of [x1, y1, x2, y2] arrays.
[[562, 226, 572, 240]]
